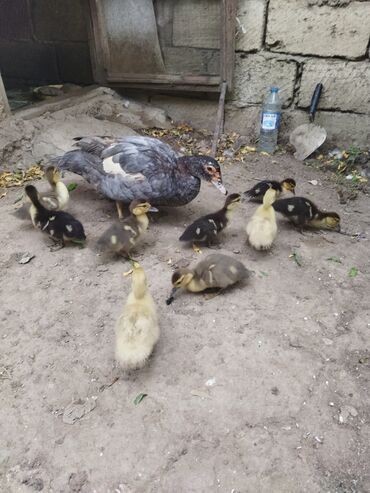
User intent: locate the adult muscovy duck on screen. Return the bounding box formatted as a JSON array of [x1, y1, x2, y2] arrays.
[[53, 136, 227, 217]]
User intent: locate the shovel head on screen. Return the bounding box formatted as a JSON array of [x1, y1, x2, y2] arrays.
[[290, 123, 327, 161]]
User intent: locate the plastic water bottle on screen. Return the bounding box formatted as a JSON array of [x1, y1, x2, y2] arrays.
[[258, 87, 281, 154]]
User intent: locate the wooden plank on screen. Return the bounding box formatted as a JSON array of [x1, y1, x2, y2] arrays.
[[220, 0, 237, 89], [0, 73, 11, 119], [87, 0, 236, 92], [109, 82, 222, 93], [107, 73, 221, 85], [211, 81, 227, 157]]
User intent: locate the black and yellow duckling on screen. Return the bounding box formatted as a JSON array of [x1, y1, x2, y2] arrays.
[[244, 178, 296, 202], [246, 188, 278, 250], [14, 166, 69, 219], [179, 193, 241, 247], [25, 185, 85, 246], [96, 199, 158, 258], [273, 196, 341, 231], [166, 253, 250, 304]]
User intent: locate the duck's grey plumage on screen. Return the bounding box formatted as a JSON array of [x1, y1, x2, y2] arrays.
[[53, 136, 224, 206]]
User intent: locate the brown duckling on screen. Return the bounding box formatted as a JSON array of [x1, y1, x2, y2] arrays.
[[166, 253, 250, 304], [179, 193, 241, 247], [246, 188, 278, 250], [244, 178, 296, 202], [115, 263, 160, 370], [96, 199, 158, 258], [273, 197, 340, 231], [14, 166, 69, 219], [25, 185, 85, 246]]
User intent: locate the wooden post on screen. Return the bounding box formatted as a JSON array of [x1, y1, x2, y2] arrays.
[[0, 72, 11, 120], [211, 81, 227, 158]]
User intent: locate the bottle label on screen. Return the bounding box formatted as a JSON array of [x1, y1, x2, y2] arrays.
[[261, 112, 280, 131]]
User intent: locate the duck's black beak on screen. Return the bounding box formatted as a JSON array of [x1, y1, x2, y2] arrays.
[[149, 206, 159, 212], [166, 287, 178, 305]]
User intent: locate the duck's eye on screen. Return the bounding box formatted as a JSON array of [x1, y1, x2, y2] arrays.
[[206, 166, 214, 173]]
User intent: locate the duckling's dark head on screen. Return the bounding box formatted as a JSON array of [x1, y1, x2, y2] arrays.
[[281, 178, 296, 194], [129, 199, 158, 216], [166, 268, 194, 305], [225, 193, 241, 209], [323, 212, 341, 231], [178, 155, 227, 195], [25, 185, 39, 204]]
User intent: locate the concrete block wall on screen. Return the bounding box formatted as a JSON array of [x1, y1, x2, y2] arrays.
[[0, 0, 93, 88], [228, 0, 370, 146]]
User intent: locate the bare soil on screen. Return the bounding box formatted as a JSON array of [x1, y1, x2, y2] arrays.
[[1, 151, 370, 493]]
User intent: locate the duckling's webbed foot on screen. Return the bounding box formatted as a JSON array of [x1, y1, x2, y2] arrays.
[[48, 239, 65, 252], [204, 288, 223, 301]]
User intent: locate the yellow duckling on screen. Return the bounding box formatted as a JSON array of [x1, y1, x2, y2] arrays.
[[13, 166, 69, 219], [115, 263, 160, 370], [246, 188, 278, 250]]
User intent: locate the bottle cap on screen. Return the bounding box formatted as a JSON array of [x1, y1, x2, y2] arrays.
[[271, 86, 279, 93]]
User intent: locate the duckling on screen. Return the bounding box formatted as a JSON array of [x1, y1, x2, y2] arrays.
[[244, 178, 296, 202], [96, 199, 158, 258], [179, 193, 241, 247], [273, 197, 341, 231], [25, 185, 85, 246], [115, 263, 160, 370], [246, 188, 278, 250], [166, 253, 250, 304], [14, 166, 69, 219]]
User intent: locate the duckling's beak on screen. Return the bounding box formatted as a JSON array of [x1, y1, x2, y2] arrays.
[[211, 177, 227, 195], [166, 287, 179, 305], [149, 206, 159, 212]]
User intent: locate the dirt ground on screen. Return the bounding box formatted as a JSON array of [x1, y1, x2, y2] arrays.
[[1, 150, 370, 493]]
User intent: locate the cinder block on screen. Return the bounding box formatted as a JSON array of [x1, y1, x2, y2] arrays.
[[31, 0, 88, 42], [172, 0, 220, 49], [299, 59, 370, 114], [56, 43, 93, 85], [266, 0, 370, 59], [236, 0, 266, 52], [0, 41, 59, 82], [232, 54, 297, 107], [0, 0, 32, 40]]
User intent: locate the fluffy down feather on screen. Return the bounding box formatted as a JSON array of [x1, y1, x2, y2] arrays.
[[115, 265, 159, 370], [246, 188, 278, 250]]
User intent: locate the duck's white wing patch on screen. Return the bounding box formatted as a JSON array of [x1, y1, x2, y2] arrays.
[[102, 156, 145, 181]]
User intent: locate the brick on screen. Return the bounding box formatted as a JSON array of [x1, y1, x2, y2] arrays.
[[56, 43, 93, 85], [232, 54, 297, 107], [162, 47, 220, 75], [299, 59, 370, 114], [172, 0, 220, 49], [0, 41, 59, 82], [236, 0, 266, 52], [266, 0, 370, 59], [0, 0, 32, 40], [31, 0, 88, 42]]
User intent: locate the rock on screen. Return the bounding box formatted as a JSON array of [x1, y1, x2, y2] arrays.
[[68, 471, 88, 492]]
